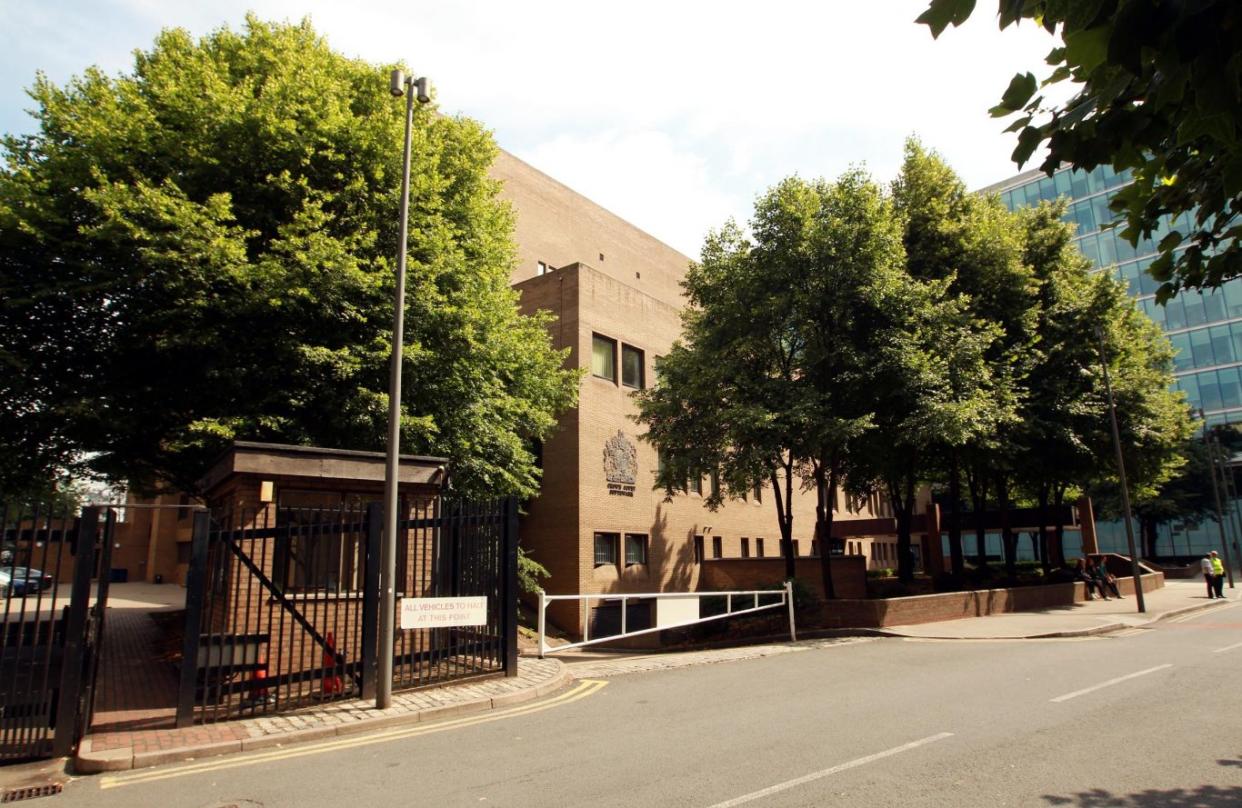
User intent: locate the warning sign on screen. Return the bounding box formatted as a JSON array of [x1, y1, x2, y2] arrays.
[[399, 596, 488, 630]]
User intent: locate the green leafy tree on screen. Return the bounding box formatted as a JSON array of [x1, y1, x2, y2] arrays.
[[892, 140, 1030, 577], [636, 216, 815, 582], [919, 0, 1242, 301], [1129, 437, 1215, 558], [0, 17, 577, 499]]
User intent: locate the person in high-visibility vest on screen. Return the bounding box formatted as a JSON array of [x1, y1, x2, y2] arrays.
[[1203, 554, 1217, 598], [1210, 551, 1226, 599]]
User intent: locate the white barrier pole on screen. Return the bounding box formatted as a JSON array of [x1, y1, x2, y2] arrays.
[[537, 589, 547, 659], [785, 580, 797, 642]]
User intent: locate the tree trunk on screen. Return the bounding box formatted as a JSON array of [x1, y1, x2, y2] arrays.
[[814, 459, 837, 600], [967, 461, 988, 569], [948, 451, 964, 577], [1140, 516, 1158, 559], [997, 473, 1016, 576], [1037, 483, 1051, 576], [769, 465, 796, 581], [893, 473, 917, 583], [1052, 484, 1067, 567]]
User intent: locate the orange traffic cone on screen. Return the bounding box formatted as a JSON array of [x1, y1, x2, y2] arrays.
[[321, 632, 342, 696], [243, 659, 273, 708]]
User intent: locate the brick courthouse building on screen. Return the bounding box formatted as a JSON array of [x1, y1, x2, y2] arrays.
[[112, 150, 936, 635], [491, 151, 927, 635]]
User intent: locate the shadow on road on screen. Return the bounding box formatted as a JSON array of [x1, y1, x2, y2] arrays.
[[1042, 756, 1242, 805]]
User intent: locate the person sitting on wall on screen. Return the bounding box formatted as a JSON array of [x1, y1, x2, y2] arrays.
[[1073, 558, 1103, 600], [1202, 554, 1216, 598], [1091, 556, 1123, 599]]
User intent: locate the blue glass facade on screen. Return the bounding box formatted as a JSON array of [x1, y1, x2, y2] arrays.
[[994, 165, 1237, 557]]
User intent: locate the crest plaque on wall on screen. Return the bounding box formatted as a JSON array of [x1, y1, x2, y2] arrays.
[[603, 430, 637, 496]]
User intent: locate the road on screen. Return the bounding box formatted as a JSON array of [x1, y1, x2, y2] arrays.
[[59, 602, 1242, 807]]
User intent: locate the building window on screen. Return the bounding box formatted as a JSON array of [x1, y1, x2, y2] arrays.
[[625, 533, 648, 566], [753, 482, 762, 503], [594, 532, 618, 567], [592, 334, 617, 382], [710, 470, 720, 499], [622, 344, 645, 389], [694, 535, 704, 564], [756, 538, 765, 558], [741, 537, 750, 558], [690, 471, 703, 496], [792, 540, 800, 557], [712, 536, 722, 559]]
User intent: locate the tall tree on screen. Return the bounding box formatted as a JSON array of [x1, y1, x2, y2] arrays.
[[892, 140, 1031, 577], [918, 0, 1242, 301], [0, 17, 578, 499], [636, 171, 914, 595], [636, 217, 815, 582]]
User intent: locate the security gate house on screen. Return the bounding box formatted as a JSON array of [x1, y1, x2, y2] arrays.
[[176, 496, 518, 726]]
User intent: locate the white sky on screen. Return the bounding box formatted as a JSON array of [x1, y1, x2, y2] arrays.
[[0, 1, 1061, 257]]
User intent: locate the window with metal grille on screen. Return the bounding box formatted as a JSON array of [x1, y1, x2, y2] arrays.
[[625, 533, 647, 566], [594, 532, 618, 567]]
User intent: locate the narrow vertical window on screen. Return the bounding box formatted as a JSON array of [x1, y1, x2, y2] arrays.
[[593, 532, 618, 567], [621, 344, 645, 389], [693, 535, 704, 564], [712, 536, 722, 559], [741, 537, 750, 558], [756, 538, 765, 558], [625, 534, 648, 566], [592, 334, 617, 382]]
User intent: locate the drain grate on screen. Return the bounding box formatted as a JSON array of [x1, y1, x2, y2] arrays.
[[0, 784, 64, 803]]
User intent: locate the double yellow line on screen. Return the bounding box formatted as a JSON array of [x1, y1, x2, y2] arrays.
[[99, 679, 608, 790]]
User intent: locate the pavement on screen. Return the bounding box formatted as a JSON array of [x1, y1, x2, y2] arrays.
[[876, 577, 1235, 639], [74, 657, 569, 774]]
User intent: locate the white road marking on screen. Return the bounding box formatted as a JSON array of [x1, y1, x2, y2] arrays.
[[704, 733, 954, 808], [1212, 640, 1242, 654], [1049, 664, 1172, 703]]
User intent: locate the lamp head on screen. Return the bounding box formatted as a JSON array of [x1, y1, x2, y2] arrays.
[[389, 69, 405, 97], [414, 76, 431, 104]]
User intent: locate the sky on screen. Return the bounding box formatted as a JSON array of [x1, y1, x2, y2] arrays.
[[0, 1, 1061, 258]]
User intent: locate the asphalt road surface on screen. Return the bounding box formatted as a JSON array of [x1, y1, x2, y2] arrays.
[[58, 602, 1242, 807]]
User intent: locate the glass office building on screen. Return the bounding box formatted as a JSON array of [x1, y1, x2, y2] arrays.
[[989, 165, 1239, 556]]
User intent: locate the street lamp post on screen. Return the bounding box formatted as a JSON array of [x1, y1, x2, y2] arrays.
[[1203, 425, 1236, 588], [379, 68, 431, 710], [1094, 326, 1146, 613]]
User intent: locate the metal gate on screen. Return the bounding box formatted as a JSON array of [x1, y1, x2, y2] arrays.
[[0, 504, 114, 762], [177, 497, 517, 726]]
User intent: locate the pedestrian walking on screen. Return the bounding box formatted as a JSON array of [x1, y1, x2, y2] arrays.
[[1202, 554, 1215, 598], [1210, 550, 1226, 599]]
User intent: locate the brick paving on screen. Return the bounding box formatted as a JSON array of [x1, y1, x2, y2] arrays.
[[78, 657, 567, 771], [90, 608, 179, 733]]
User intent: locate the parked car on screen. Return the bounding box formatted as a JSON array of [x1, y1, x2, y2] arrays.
[[0, 567, 54, 597]]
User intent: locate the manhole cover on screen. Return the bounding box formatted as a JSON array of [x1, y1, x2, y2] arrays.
[[0, 784, 64, 803]]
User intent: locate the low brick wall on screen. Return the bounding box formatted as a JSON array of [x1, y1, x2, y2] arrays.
[[821, 570, 1164, 628], [701, 556, 866, 600]]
